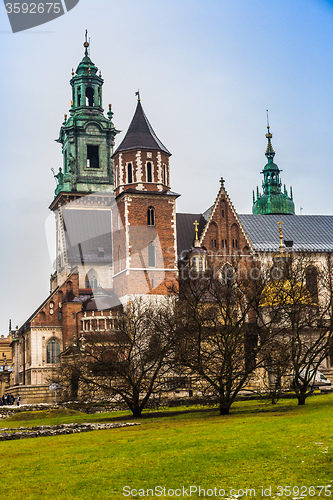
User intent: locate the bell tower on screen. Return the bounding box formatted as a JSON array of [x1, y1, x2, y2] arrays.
[[112, 95, 179, 300], [54, 31, 119, 195], [50, 34, 118, 291]]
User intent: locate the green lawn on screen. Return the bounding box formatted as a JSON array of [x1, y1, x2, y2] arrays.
[[0, 396, 332, 499]]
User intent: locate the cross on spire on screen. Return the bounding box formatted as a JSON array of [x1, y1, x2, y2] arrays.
[[84, 30, 89, 57], [278, 220, 284, 252], [193, 220, 199, 241]]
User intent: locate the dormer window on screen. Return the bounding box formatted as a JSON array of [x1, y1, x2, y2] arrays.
[[147, 162, 152, 183], [87, 145, 99, 168], [127, 163, 133, 184]]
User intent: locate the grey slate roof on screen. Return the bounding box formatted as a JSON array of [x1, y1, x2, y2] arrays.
[[62, 208, 112, 264], [238, 214, 333, 252], [176, 213, 207, 258], [114, 101, 171, 155]]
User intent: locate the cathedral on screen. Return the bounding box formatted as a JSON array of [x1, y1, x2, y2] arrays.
[[8, 38, 333, 403]]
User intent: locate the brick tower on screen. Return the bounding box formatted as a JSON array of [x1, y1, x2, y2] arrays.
[[112, 94, 179, 300]]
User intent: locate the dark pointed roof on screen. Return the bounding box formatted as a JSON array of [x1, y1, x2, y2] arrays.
[[114, 101, 171, 155]]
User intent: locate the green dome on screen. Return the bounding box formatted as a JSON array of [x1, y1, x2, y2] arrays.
[[263, 160, 279, 171], [253, 193, 295, 215], [76, 55, 98, 76]]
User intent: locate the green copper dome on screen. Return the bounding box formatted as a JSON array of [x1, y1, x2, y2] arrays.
[[252, 122, 295, 215]]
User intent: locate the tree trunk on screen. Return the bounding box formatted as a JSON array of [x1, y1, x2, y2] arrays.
[[219, 405, 230, 415], [297, 394, 307, 406], [131, 407, 142, 418]]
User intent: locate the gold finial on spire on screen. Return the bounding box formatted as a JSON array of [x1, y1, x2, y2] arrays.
[[194, 220, 199, 241], [71, 68, 74, 77], [135, 90, 141, 101], [84, 29, 89, 56], [88, 64, 91, 74], [266, 109, 272, 138], [278, 220, 284, 252], [99, 71, 102, 77]]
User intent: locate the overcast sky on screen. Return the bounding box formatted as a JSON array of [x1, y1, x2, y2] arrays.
[[1, 0, 333, 335]]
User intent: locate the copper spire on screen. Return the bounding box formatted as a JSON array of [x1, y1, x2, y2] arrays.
[[265, 110, 275, 159]]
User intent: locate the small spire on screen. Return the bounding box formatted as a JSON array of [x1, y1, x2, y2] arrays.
[[193, 220, 199, 241], [265, 110, 275, 160], [84, 30, 89, 57], [108, 104, 114, 123], [71, 68, 74, 77], [135, 90, 141, 101], [256, 185, 259, 198], [253, 190, 255, 203], [220, 177, 225, 186], [290, 186, 293, 200]]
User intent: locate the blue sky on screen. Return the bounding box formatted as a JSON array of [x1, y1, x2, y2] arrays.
[[1, 0, 333, 334]]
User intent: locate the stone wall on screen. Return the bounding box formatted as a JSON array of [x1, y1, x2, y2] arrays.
[[0, 421, 140, 440]]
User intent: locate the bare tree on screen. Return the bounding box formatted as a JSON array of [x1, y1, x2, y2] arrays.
[[261, 252, 333, 405], [174, 258, 275, 415], [61, 297, 178, 417]]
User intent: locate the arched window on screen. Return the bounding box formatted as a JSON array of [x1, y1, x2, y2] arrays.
[[147, 206, 155, 226], [148, 242, 156, 267], [306, 266, 318, 302], [77, 87, 81, 106], [210, 222, 218, 249], [147, 162, 152, 183], [85, 269, 98, 289], [127, 163, 133, 184], [85, 86, 94, 106], [221, 200, 227, 218], [231, 223, 239, 249], [46, 339, 60, 364]]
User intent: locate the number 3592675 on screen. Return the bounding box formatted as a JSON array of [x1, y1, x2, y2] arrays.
[[5, 3, 62, 14]]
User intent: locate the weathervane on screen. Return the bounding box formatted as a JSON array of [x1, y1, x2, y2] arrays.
[[135, 90, 141, 101]]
